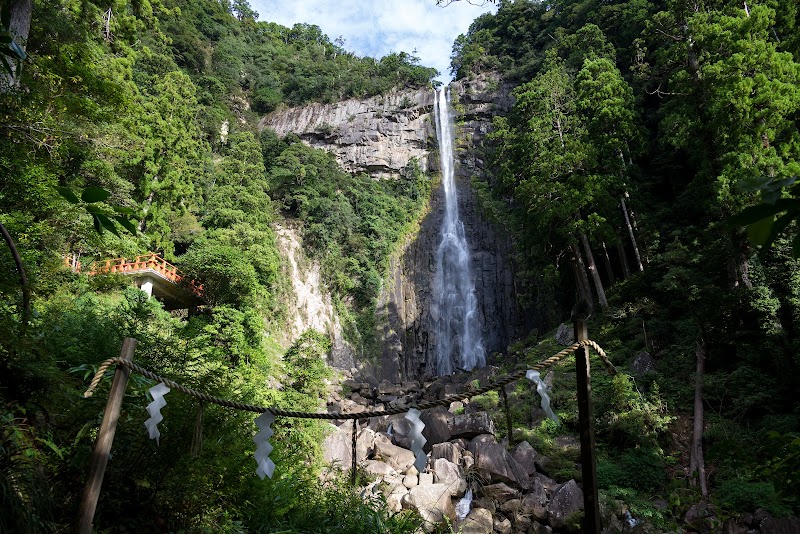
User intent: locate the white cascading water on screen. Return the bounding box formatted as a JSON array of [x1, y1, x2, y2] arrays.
[[432, 87, 486, 375]]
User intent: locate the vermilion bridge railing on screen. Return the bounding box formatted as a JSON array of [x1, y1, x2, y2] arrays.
[[65, 253, 203, 297]]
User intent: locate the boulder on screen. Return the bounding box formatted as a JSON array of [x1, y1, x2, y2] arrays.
[[439, 383, 461, 399], [355, 428, 376, 462], [403, 474, 418, 488], [373, 433, 415, 472], [499, 498, 521, 513], [457, 507, 494, 534], [555, 323, 575, 346], [468, 440, 529, 489], [432, 458, 467, 497], [546, 479, 583, 529], [377, 379, 403, 396], [760, 518, 800, 534], [630, 350, 657, 375], [493, 516, 512, 534], [362, 460, 397, 478], [390, 416, 415, 449], [431, 442, 462, 465], [722, 518, 748, 534], [512, 440, 539, 476], [472, 496, 496, 513], [421, 407, 452, 451], [404, 483, 457, 527], [419, 472, 434, 485], [684, 502, 717, 533], [451, 412, 495, 439], [322, 424, 351, 470], [521, 477, 548, 521], [481, 482, 519, 502], [386, 486, 407, 513]]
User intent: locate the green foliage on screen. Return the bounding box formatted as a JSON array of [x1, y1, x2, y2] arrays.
[[253, 471, 423, 533], [268, 140, 431, 350], [715, 478, 791, 517], [471, 390, 500, 410], [595, 374, 672, 447], [597, 447, 667, 492]]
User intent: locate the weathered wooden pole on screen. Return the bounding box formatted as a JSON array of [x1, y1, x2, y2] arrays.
[[76, 337, 137, 534], [574, 318, 601, 533]]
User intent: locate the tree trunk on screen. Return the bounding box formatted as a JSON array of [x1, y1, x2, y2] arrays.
[[601, 241, 616, 285], [621, 195, 644, 272], [0, 0, 32, 89], [580, 232, 608, 310], [690, 340, 709, 497], [570, 242, 594, 313], [0, 221, 30, 330], [616, 242, 631, 279]]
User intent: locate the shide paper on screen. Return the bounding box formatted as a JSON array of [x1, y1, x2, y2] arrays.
[[253, 411, 276, 480], [405, 408, 427, 472], [526, 370, 558, 423], [144, 382, 170, 444]]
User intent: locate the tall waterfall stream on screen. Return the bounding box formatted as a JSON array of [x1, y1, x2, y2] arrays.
[[432, 87, 486, 375]]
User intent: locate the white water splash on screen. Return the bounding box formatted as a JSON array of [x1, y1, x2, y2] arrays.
[[456, 488, 473, 520], [432, 87, 486, 375]]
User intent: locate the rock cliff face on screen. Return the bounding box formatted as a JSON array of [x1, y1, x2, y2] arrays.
[[274, 224, 354, 369], [263, 74, 533, 379], [261, 89, 436, 178]]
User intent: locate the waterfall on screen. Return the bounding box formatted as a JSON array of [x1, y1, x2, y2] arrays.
[[432, 87, 486, 375]]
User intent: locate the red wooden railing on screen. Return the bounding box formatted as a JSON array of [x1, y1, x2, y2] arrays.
[[66, 253, 203, 297]]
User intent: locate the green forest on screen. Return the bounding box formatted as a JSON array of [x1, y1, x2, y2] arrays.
[[1, 0, 799, 532]]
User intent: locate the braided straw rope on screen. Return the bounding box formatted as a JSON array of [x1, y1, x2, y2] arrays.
[[83, 340, 614, 419]]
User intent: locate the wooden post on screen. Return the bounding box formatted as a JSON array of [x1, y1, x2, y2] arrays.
[[574, 318, 601, 533], [76, 338, 137, 534]]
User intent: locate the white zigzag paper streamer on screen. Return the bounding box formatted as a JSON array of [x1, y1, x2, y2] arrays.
[[405, 408, 427, 472], [144, 382, 170, 445], [526, 370, 559, 423], [253, 412, 276, 480]]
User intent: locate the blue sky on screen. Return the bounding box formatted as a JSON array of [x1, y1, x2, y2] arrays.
[[249, 0, 497, 83]]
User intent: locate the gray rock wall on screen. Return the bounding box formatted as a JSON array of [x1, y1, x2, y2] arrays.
[[260, 89, 436, 177]]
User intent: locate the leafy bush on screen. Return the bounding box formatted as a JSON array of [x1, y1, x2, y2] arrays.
[[596, 374, 672, 447], [715, 478, 792, 517], [597, 447, 666, 492]]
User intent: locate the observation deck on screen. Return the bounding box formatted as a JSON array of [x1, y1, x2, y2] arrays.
[[67, 253, 204, 310]]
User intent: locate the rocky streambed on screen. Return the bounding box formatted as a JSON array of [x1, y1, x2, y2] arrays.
[[322, 367, 586, 533], [322, 364, 800, 534]]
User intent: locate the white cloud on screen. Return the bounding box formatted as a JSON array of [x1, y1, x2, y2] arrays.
[[249, 0, 496, 82]]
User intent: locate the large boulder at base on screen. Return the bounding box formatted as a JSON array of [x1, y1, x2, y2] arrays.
[[512, 440, 539, 476], [457, 507, 494, 534], [421, 407, 452, 451], [404, 483, 456, 528], [373, 432, 415, 472], [431, 441, 462, 464], [432, 458, 467, 496], [547, 480, 583, 529], [760, 517, 800, 534], [451, 412, 495, 439], [546, 479, 584, 529], [322, 424, 352, 470], [468, 439, 529, 489]]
